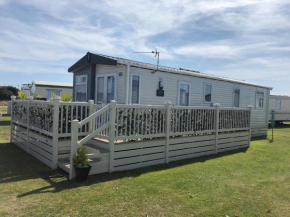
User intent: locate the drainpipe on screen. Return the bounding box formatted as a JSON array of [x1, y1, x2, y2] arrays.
[[125, 64, 130, 104]]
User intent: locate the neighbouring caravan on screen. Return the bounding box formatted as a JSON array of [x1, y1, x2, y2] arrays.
[[68, 52, 272, 137], [30, 80, 73, 100], [269, 95, 290, 123]]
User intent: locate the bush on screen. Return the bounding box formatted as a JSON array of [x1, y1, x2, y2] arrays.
[[5, 86, 19, 96], [72, 146, 89, 167], [61, 93, 72, 102], [0, 87, 13, 100], [18, 91, 28, 100]]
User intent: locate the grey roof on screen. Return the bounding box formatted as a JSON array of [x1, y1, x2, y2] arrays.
[[33, 80, 73, 87], [94, 53, 272, 90], [270, 95, 290, 99]]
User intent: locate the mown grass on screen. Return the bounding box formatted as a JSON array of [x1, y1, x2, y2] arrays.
[[0, 106, 8, 114], [0, 116, 290, 217]]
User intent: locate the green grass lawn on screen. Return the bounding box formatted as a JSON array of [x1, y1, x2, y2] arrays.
[[1, 116, 290, 217], [0, 106, 8, 114]]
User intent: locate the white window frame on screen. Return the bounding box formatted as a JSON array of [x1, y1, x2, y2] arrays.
[[178, 81, 191, 106], [203, 83, 212, 104], [130, 74, 141, 104], [95, 73, 117, 105], [255, 90, 264, 109], [276, 100, 281, 110], [75, 75, 87, 102], [233, 87, 241, 108]]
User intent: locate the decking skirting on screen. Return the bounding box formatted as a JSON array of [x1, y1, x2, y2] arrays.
[[111, 131, 249, 172], [11, 124, 54, 168]]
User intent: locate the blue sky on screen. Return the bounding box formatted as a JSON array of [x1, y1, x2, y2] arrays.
[[0, 0, 290, 95]]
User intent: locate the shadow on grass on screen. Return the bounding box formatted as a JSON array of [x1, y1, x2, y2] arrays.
[[0, 120, 11, 126], [268, 122, 290, 129], [13, 146, 251, 198]]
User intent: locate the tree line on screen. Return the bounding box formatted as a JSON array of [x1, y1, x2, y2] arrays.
[[0, 86, 19, 100]]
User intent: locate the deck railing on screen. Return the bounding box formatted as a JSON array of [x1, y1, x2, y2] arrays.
[[69, 101, 252, 179], [11, 96, 252, 177], [69, 103, 113, 179]]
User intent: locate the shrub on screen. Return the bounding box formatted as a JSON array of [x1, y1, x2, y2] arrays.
[[61, 93, 72, 102], [72, 146, 89, 167], [0, 87, 13, 100], [5, 86, 19, 96], [18, 91, 28, 100]]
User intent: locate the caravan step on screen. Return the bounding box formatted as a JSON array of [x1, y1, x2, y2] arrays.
[[58, 158, 103, 174], [58, 145, 104, 160]]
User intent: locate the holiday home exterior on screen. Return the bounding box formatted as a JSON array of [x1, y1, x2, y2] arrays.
[[69, 52, 272, 138], [10, 52, 272, 179]]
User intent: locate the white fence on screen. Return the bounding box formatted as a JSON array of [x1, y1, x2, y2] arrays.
[[10, 97, 252, 178], [70, 101, 252, 179]]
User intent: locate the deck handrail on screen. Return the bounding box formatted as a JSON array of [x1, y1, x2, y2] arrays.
[[78, 105, 111, 127], [69, 101, 116, 179]]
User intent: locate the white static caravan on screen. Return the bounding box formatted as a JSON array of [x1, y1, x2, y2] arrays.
[[30, 80, 73, 100], [269, 95, 290, 123], [69, 52, 272, 138]]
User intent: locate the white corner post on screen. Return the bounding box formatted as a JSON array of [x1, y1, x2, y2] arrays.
[[247, 105, 253, 145], [165, 101, 172, 163], [10, 96, 16, 144], [26, 96, 33, 153], [214, 103, 221, 154], [125, 64, 130, 104], [52, 96, 60, 169], [88, 100, 94, 132], [109, 100, 116, 173], [69, 120, 79, 180]]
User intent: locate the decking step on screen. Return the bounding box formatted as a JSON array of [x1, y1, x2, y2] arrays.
[[58, 158, 102, 173], [84, 144, 109, 154], [57, 145, 108, 174]]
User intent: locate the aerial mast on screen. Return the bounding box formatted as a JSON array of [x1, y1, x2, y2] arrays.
[[134, 48, 160, 73]]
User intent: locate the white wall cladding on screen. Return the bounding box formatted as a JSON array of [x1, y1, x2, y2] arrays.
[[129, 66, 270, 130], [96, 64, 126, 104]]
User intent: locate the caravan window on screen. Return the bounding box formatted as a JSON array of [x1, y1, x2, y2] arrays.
[[179, 82, 190, 106], [233, 88, 240, 107], [276, 100, 281, 110], [131, 75, 140, 104], [96, 75, 116, 104], [204, 84, 212, 102], [256, 91, 264, 109], [75, 75, 87, 102], [47, 90, 61, 100]]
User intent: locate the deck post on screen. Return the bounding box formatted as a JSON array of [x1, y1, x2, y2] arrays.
[[88, 100, 94, 132], [52, 96, 60, 169], [214, 103, 221, 154], [10, 96, 16, 144], [70, 120, 79, 180], [26, 96, 33, 153], [109, 100, 116, 173], [164, 101, 172, 163], [247, 105, 253, 145]]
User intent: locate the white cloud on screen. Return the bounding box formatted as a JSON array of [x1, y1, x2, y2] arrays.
[[0, 0, 290, 94]]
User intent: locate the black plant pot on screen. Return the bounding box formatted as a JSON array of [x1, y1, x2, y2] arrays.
[[74, 165, 92, 181]]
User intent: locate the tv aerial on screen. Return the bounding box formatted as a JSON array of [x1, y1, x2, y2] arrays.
[[134, 48, 160, 73]]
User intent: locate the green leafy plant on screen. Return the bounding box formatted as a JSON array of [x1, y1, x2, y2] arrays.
[[73, 146, 89, 167], [51, 92, 72, 102], [33, 94, 41, 100], [18, 91, 28, 100], [0, 87, 13, 100], [60, 93, 72, 102]]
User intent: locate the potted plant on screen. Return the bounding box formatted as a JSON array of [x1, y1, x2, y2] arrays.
[[72, 146, 91, 181]]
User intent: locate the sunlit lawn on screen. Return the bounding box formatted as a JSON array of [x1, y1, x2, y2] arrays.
[[1, 115, 290, 216]]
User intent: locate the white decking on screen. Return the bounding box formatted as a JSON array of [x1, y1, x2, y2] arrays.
[[10, 98, 254, 179]]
